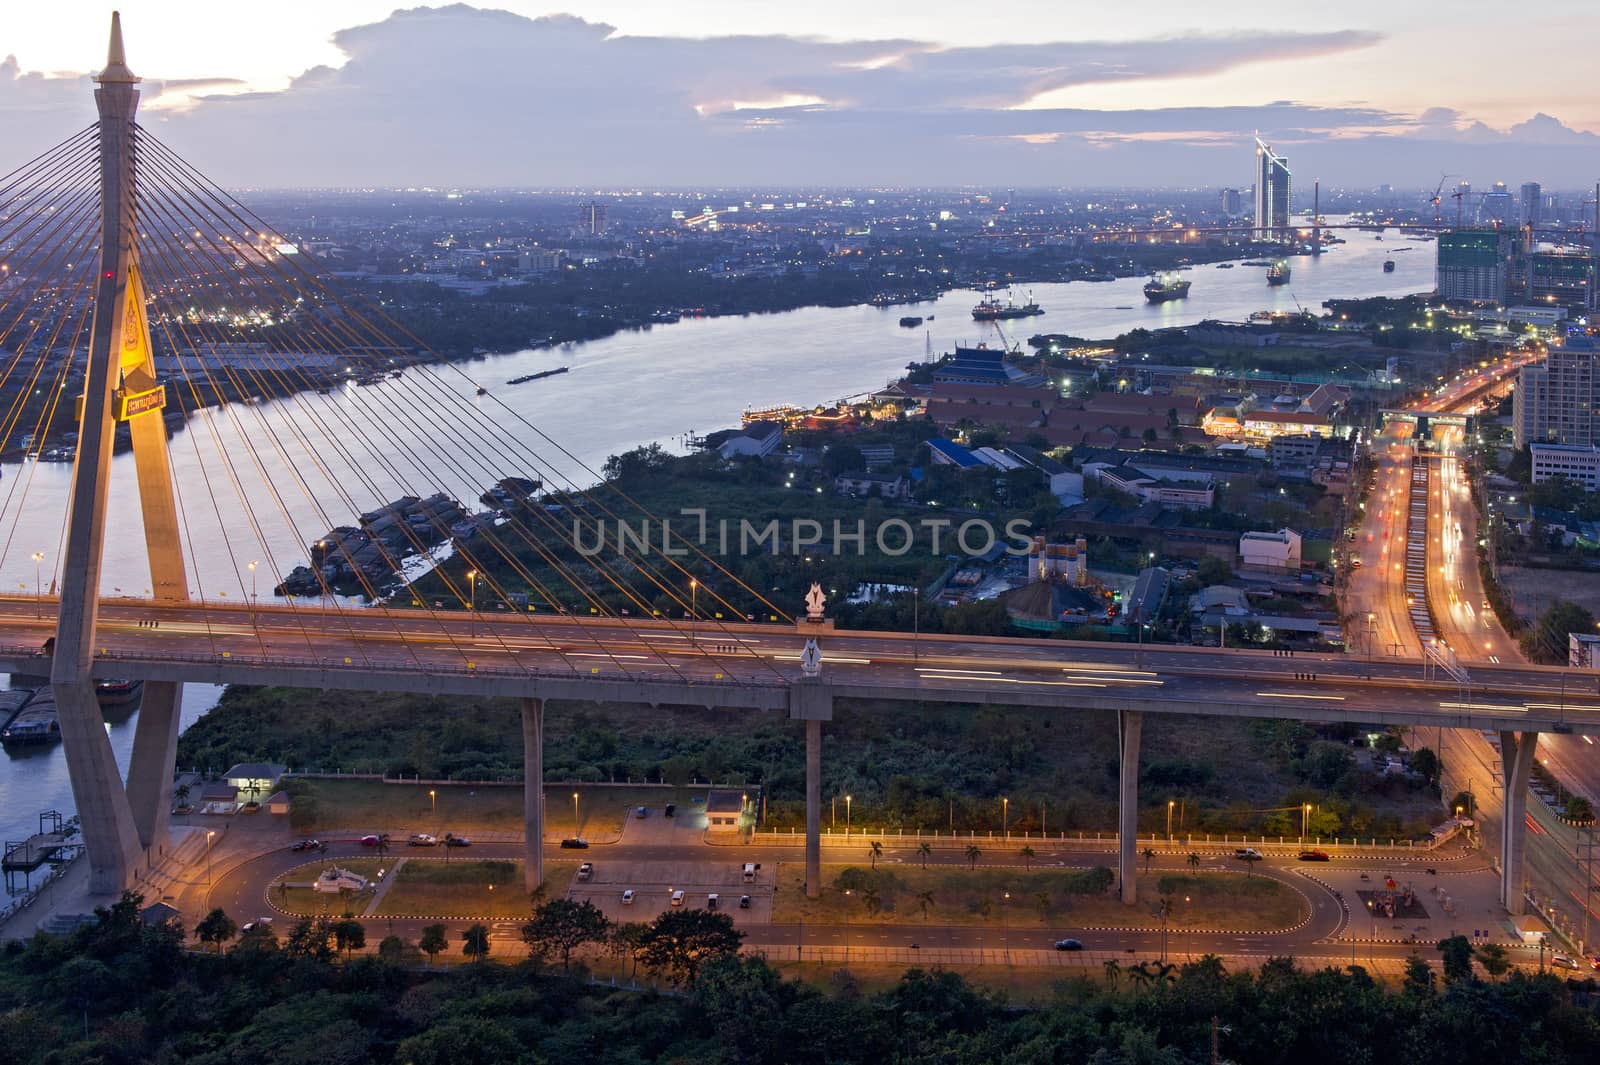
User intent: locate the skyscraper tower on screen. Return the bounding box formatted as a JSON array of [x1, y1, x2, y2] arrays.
[[1253, 138, 1290, 241], [578, 202, 607, 236], [1521, 182, 1542, 227]]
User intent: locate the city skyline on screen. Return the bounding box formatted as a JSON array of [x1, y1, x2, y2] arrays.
[[2, 3, 1600, 188]]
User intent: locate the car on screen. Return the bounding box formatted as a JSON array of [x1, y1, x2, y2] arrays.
[[670, 890, 685, 907], [443, 834, 470, 847], [739, 895, 751, 909], [621, 889, 635, 905], [707, 893, 719, 910], [560, 838, 589, 849], [1233, 847, 1262, 860], [664, 803, 676, 817], [1482, 599, 1492, 610], [577, 862, 594, 881], [1589, 955, 1600, 971], [635, 806, 648, 819], [290, 839, 323, 852], [360, 834, 382, 847], [240, 918, 274, 933], [1551, 954, 1580, 971], [1297, 849, 1331, 862], [407, 833, 437, 847], [1054, 938, 1083, 951]]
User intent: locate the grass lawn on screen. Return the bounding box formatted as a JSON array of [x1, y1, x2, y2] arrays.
[[773, 864, 1306, 932], [373, 858, 579, 920], [269, 857, 393, 917], [284, 778, 670, 839]]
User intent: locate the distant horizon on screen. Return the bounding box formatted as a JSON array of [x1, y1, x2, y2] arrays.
[[4, 4, 1600, 188]]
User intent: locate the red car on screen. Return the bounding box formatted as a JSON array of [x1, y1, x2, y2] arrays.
[[1297, 850, 1331, 862], [360, 834, 382, 847]]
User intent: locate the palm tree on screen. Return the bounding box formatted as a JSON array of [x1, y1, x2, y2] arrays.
[[1187, 852, 1201, 872], [916, 889, 935, 921], [861, 886, 881, 917], [868, 841, 883, 869], [375, 833, 391, 858], [1127, 961, 1153, 989], [461, 922, 491, 962], [1033, 891, 1052, 925], [1154, 961, 1178, 984], [917, 842, 932, 868], [965, 844, 981, 870], [1141, 847, 1156, 874], [1103, 958, 1121, 988], [1019, 845, 1034, 869]]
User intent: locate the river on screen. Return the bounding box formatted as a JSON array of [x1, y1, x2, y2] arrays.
[[0, 223, 1432, 890]]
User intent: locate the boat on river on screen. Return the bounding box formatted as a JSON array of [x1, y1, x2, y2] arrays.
[[507, 367, 569, 386], [1143, 274, 1191, 303]]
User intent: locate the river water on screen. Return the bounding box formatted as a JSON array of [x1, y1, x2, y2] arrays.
[[0, 224, 1432, 890]]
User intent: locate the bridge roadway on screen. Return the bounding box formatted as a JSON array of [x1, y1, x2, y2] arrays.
[[0, 598, 1596, 732]]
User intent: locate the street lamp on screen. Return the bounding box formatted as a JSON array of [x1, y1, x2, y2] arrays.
[[248, 560, 259, 624], [466, 569, 477, 637], [1167, 799, 1175, 842], [206, 829, 216, 885], [1002, 796, 1009, 839], [430, 789, 436, 818], [845, 794, 852, 837], [1365, 612, 1376, 675], [689, 578, 698, 642], [1302, 803, 1312, 844], [912, 587, 920, 663], [30, 552, 43, 618], [572, 791, 580, 832]]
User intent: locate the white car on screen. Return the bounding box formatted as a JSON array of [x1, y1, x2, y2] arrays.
[[1551, 954, 1581, 971], [621, 889, 635, 905], [670, 890, 685, 907]]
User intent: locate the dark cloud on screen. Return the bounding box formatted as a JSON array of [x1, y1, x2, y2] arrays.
[[2, 6, 1596, 188]]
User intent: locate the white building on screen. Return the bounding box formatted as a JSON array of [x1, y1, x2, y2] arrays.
[[1091, 464, 1215, 509], [1530, 442, 1600, 489], [1239, 528, 1303, 572], [1571, 632, 1600, 671], [716, 420, 783, 459]]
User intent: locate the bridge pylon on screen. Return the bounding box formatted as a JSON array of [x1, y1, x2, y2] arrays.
[[49, 13, 191, 897]]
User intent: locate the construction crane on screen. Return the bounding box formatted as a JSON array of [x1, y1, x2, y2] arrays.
[[1430, 172, 1456, 228], [1451, 185, 1472, 229]]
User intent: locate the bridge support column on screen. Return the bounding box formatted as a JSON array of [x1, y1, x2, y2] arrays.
[[790, 677, 833, 900], [55, 683, 141, 896], [1498, 730, 1537, 915], [522, 697, 544, 894], [125, 681, 182, 859], [1118, 709, 1143, 905]]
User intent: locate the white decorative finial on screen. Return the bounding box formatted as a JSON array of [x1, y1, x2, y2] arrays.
[[804, 582, 826, 621], [800, 638, 822, 677], [98, 12, 139, 84]]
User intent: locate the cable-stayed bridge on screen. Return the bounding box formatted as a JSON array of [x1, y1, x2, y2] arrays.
[[0, 16, 1589, 914]]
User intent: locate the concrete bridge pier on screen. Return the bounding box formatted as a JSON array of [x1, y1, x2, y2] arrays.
[[522, 697, 544, 894], [124, 680, 183, 861], [1118, 709, 1143, 905], [1498, 729, 1537, 915], [790, 677, 833, 899], [54, 683, 143, 895]]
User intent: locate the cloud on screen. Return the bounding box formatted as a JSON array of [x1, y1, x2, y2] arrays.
[[2, 6, 1596, 188]]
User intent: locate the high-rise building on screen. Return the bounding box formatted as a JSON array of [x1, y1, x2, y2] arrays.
[[1252, 138, 1290, 240], [1482, 182, 1514, 225], [577, 202, 607, 236], [1514, 337, 1600, 448], [1220, 187, 1242, 218], [1521, 182, 1542, 227], [1436, 229, 1510, 303], [1525, 250, 1597, 307]]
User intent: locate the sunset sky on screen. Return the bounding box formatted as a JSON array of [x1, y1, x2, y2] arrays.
[[3, 2, 1596, 187]]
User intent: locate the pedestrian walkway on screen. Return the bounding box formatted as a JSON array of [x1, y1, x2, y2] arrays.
[[361, 858, 407, 916]]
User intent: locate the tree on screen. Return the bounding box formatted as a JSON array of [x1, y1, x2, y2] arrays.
[[1402, 954, 1436, 997], [965, 844, 981, 870], [377, 935, 406, 963], [1475, 942, 1511, 981], [419, 923, 448, 967], [868, 841, 883, 869], [1437, 934, 1475, 983], [331, 918, 366, 957], [461, 923, 491, 962], [1187, 852, 1201, 872], [1019, 845, 1034, 870], [1033, 891, 1052, 924], [1103, 958, 1121, 987], [284, 918, 333, 961], [1196, 555, 1233, 587], [520, 898, 611, 970], [1409, 746, 1441, 788], [1529, 599, 1596, 664], [1565, 796, 1594, 823], [638, 909, 745, 986], [917, 842, 932, 868], [1141, 847, 1156, 873], [374, 833, 391, 857], [1239, 852, 1262, 878], [195, 908, 237, 954], [861, 886, 882, 918], [233, 922, 279, 956], [610, 921, 649, 980], [916, 890, 935, 921], [823, 443, 865, 477]]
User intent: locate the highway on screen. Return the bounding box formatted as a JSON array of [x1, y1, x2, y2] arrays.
[[3, 597, 1600, 732]]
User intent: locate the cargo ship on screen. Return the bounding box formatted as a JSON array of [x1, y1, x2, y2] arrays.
[[506, 367, 569, 386], [971, 292, 1044, 320], [1142, 274, 1191, 303], [1266, 260, 1291, 287]]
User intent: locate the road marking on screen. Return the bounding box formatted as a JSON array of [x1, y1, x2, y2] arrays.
[[1256, 692, 1346, 702]]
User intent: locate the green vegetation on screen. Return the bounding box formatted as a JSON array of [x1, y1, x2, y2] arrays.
[[181, 688, 1443, 843], [1523, 599, 1597, 664], [776, 864, 1306, 932], [373, 859, 579, 920], [10, 890, 1598, 1064], [269, 857, 392, 916], [276, 776, 649, 838]]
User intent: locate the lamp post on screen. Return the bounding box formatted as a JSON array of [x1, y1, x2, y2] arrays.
[[31, 552, 43, 618], [430, 789, 436, 818], [206, 829, 216, 885], [572, 791, 580, 833], [1302, 803, 1312, 845], [1002, 796, 1009, 839], [843, 889, 852, 963], [1002, 890, 1011, 963], [1365, 612, 1376, 676], [248, 560, 258, 625], [845, 794, 852, 837], [1365, 899, 1374, 963], [1167, 799, 1175, 842], [689, 578, 698, 643], [912, 587, 919, 663], [466, 569, 478, 637]]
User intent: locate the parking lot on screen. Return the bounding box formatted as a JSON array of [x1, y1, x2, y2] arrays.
[[563, 856, 775, 924]]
